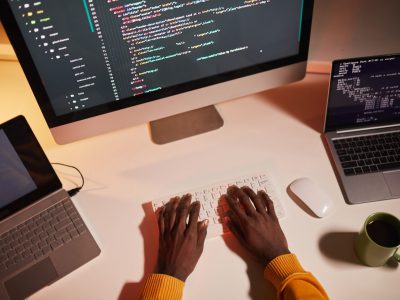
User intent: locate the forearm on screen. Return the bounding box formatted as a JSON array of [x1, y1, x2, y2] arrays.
[[140, 274, 184, 300], [264, 254, 329, 300]]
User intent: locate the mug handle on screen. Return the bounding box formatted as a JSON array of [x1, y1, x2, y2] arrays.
[[394, 249, 400, 263]]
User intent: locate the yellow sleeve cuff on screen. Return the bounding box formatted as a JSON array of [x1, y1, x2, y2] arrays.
[[140, 274, 185, 300], [264, 254, 329, 300], [264, 253, 305, 289]]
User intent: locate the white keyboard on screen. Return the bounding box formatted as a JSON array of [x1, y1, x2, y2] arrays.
[[152, 171, 285, 239]]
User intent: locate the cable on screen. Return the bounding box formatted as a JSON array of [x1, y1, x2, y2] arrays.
[[51, 162, 85, 197]]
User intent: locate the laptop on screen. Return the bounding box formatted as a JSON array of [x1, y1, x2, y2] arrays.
[[323, 54, 400, 204], [0, 116, 100, 300]]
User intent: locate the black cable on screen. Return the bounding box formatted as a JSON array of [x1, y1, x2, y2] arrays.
[[51, 162, 85, 197]]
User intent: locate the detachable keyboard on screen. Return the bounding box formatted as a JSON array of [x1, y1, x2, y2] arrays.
[[152, 171, 285, 239], [333, 131, 400, 176]]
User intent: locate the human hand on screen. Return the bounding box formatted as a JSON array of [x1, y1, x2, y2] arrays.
[[155, 194, 208, 282], [222, 185, 290, 266]]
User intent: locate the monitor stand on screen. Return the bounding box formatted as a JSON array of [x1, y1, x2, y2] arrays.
[[149, 105, 224, 144]]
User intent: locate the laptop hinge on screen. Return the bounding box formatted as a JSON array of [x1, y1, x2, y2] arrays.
[[337, 124, 400, 134]]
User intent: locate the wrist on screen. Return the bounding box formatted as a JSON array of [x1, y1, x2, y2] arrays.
[[156, 264, 188, 282], [157, 272, 186, 282], [262, 248, 291, 266]]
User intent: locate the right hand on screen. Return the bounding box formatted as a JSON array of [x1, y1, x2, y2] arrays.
[[222, 185, 290, 266]]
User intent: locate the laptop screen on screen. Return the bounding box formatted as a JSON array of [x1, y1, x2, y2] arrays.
[[325, 54, 400, 132], [0, 116, 61, 221], [0, 130, 37, 209]]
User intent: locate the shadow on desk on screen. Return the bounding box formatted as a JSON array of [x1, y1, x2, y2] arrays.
[[118, 202, 158, 300], [319, 232, 361, 266], [222, 234, 277, 300], [262, 75, 329, 133], [319, 231, 399, 269]]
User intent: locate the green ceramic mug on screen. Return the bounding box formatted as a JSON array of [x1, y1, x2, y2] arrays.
[[354, 212, 400, 267]]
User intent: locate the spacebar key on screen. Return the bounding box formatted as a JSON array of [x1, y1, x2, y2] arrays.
[[378, 162, 400, 171]]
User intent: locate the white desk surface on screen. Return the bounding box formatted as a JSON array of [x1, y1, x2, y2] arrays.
[[1, 60, 399, 300]]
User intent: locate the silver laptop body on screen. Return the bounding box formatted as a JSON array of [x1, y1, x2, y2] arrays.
[[323, 54, 400, 204], [0, 116, 100, 300]]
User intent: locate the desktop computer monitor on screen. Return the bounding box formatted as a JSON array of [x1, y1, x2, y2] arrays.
[[0, 0, 313, 144]]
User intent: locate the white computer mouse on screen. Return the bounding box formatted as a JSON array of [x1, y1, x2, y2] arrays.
[[289, 177, 334, 218]]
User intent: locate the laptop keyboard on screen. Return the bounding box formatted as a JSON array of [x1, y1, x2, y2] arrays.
[[0, 199, 87, 274], [333, 131, 400, 176]]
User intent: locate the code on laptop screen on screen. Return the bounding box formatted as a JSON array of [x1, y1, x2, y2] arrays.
[[325, 55, 400, 131]]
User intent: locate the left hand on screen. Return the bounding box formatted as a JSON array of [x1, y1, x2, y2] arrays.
[[155, 194, 208, 282]]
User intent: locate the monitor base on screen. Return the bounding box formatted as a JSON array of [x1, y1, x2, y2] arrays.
[[149, 105, 224, 145]]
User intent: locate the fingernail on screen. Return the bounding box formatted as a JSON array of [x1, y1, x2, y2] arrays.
[[203, 219, 209, 227]]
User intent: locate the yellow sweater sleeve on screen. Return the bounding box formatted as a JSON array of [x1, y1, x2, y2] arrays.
[[140, 254, 328, 300], [140, 274, 184, 300], [264, 254, 329, 300]]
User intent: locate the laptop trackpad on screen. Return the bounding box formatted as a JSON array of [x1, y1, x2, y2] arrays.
[[5, 258, 58, 300], [383, 171, 400, 196]]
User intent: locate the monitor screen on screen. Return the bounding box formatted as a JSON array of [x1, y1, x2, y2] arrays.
[[325, 54, 400, 132], [0, 0, 313, 143]]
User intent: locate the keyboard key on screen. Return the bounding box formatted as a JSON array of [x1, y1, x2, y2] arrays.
[[50, 241, 63, 250], [69, 229, 80, 239], [357, 160, 366, 167], [339, 155, 351, 162], [354, 167, 363, 174], [378, 162, 400, 171], [42, 246, 52, 255], [62, 235, 72, 244], [342, 161, 357, 168], [54, 219, 71, 231], [362, 166, 370, 173], [76, 225, 87, 234], [344, 168, 355, 176]]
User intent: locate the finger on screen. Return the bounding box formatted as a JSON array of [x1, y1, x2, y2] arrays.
[[228, 185, 256, 216], [225, 211, 246, 245], [157, 206, 165, 237], [242, 186, 265, 214], [258, 190, 277, 218], [222, 194, 247, 220], [197, 219, 208, 250], [187, 201, 201, 232], [164, 196, 180, 231], [173, 194, 192, 233], [257, 190, 268, 209]]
